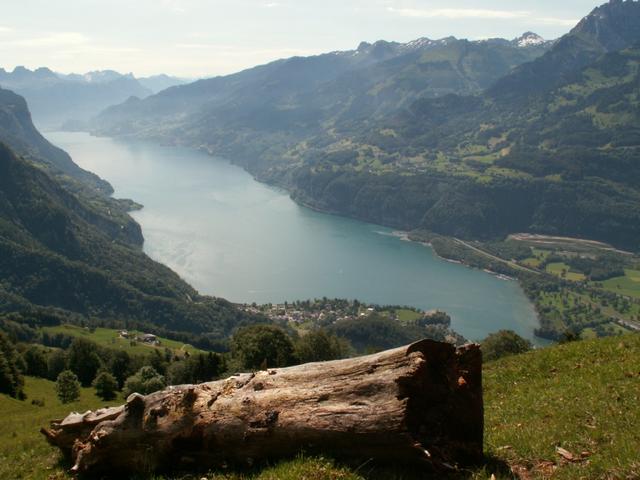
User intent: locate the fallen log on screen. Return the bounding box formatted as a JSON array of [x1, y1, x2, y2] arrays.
[[42, 339, 483, 475]]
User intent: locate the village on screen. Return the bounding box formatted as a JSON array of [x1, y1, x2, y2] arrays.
[[239, 298, 451, 330]]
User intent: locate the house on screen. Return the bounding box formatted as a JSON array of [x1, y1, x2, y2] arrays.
[[138, 333, 159, 345]]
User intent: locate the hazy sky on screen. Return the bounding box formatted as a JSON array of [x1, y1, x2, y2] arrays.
[[0, 0, 605, 78]]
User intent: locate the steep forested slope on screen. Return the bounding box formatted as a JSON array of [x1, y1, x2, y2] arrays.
[[0, 86, 143, 246], [0, 143, 253, 337], [0, 89, 258, 339], [0, 87, 110, 193]]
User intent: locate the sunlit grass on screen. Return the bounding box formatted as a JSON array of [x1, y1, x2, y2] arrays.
[[2, 335, 639, 479], [41, 324, 203, 356], [601, 269, 640, 299]]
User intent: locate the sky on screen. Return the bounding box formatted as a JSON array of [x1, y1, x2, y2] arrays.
[[0, 0, 606, 78]]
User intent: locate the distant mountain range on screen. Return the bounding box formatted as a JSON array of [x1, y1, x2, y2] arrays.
[[0, 67, 185, 129], [92, 31, 551, 138], [92, 0, 640, 251]]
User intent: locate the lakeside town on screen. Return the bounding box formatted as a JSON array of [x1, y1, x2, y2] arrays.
[[238, 298, 466, 345]]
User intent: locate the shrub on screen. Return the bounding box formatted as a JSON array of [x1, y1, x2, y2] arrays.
[[68, 338, 102, 386], [123, 366, 166, 397], [482, 330, 533, 361], [55, 370, 81, 404], [295, 329, 347, 364], [93, 371, 119, 401], [231, 325, 295, 370]]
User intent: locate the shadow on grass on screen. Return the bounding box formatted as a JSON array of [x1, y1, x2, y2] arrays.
[[347, 454, 516, 480], [68, 454, 516, 480]]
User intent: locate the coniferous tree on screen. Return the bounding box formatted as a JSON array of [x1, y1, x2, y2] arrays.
[[0, 332, 25, 399]]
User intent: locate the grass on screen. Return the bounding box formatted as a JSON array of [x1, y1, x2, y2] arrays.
[[41, 324, 204, 356], [601, 269, 640, 299], [395, 309, 422, 324], [484, 334, 640, 479], [1, 335, 639, 479], [521, 257, 542, 268], [545, 263, 586, 282], [0, 377, 123, 480]]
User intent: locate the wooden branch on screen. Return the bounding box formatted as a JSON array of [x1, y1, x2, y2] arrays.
[[42, 339, 483, 475]]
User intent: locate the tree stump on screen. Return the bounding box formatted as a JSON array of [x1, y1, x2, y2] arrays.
[[42, 339, 483, 475]]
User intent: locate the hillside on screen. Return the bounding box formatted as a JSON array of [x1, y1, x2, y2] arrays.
[[272, 0, 640, 251], [0, 142, 256, 338], [92, 0, 640, 252], [0, 87, 111, 194], [92, 32, 550, 141], [2, 334, 638, 479]]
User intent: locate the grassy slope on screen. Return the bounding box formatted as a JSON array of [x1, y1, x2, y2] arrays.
[[1, 334, 638, 479], [602, 269, 640, 299], [483, 334, 640, 479], [0, 377, 123, 480], [41, 324, 205, 356]]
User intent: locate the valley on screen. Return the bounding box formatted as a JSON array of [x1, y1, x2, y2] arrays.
[[48, 131, 540, 342], [1, 1, 640, 478]]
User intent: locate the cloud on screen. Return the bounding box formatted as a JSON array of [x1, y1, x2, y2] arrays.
[[8, 32, 89, 48], [387, 7, 530, 19], [160, 0, 186, 13], [175, 43, 314, 58], [387, 6, 578, 28], [535, 16, 579, 27]]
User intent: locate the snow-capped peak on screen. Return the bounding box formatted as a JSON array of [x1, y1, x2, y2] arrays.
[[515, 32, 545, 47], [402, 37, 435, 50]]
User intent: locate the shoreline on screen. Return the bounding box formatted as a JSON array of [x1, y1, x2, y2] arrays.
[[83, 130, 544, 340], [391, 230, 516, 281]]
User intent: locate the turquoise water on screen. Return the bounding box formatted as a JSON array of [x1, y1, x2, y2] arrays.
[[47, 131, 540, 342]]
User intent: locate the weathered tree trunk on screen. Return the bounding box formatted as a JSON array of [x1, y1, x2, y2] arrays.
[[42, 340, 483, 475]]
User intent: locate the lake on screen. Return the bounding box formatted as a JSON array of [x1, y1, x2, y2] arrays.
[[47, 131, 540, 342]]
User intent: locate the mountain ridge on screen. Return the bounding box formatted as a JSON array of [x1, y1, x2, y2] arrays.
[[0, 67, 183, 129], [91, 1, 640, 250], [92, 31, 551, 137]]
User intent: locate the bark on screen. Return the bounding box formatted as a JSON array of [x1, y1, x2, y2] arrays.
[[42, 339, 483, 475]]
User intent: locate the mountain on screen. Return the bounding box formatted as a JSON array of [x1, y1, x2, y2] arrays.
[[490, 0, 640, 98], [91, 1, 640, 251], [0, 143, 254, 338], [92, 32, 550, 139], [0, 86, 144, 246], [513, 32, 547, 48], [137, 74, 186, 94], [0, 67, 152, 129], [0, 87, 111, 194], [278, 1, 640, 249], [0, 88, 259, 339]]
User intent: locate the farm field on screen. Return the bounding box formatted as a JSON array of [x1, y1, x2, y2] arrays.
[[601, 269, 640, 299], [41, 324, 204, 356]]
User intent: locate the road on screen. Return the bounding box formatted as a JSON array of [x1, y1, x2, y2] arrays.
[[453, 239, 541, 275]]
